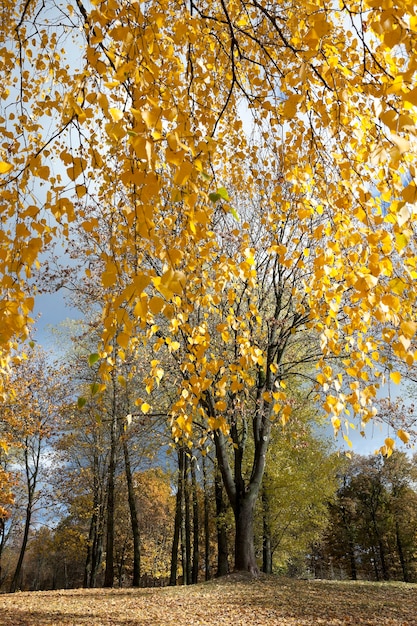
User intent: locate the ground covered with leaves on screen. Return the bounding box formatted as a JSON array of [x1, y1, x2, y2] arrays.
[[1, 574, 416, 625]]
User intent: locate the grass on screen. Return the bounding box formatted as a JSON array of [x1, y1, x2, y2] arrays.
[[1, 573, 416, 625]]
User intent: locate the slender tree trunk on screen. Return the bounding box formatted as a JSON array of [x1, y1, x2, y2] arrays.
[[170, 447, 184, 586], [261, 485, 272, 574], [104, 406, 118, 588], [10, 443, 40, 593], [84, 510, 97, 587], [202, 454, 211, 581], [0, 516, 6, 587], [84, 445, 103, 588], [10, 500, 32, 592], [215, 464, 229, 577], [371, 544, 380, 581], [191, 457, 199, 584], [91, 511, 104, 587], [184, 453, 192, 585], [123, 439, 141, 586], [347, 535, 357, 581]]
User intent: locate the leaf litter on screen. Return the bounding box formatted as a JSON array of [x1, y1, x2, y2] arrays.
[[0, 574, 416, 625]]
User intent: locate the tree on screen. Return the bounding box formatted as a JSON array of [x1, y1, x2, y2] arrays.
[[2, 0, 417, 572], [0, 349, 62, 592]]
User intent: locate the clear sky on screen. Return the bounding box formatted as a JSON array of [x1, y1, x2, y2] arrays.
[[32, 290, 82, 350]]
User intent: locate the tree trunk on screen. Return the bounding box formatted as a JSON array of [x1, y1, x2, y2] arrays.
[[84, 495, 103, 587], [0, 517, 4, 587], [215, 464, 229, 577], [209, 360, 273, 575], [261, 486, 272, 574], [202, 453, 211, 581], [10, 501, 32, 592], [347, 535, 357, 581], [234, 492, 258, 573], [371, 544, 380, 581], [83, 509, 96, 587], [104, 403, 118, 588], [170, 447, 184, 585], [84, 443, 103, 588], [10, 442, 40, 593], [184, 453, 192, 585], [90, 512, 104, 587], [123, 439, 141, 587], [191, 457, 199, 584]]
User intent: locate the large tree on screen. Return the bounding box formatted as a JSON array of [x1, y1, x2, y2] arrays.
[[1, 0, 417, 571]]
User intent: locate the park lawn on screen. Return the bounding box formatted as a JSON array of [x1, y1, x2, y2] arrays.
[[0, 574, 416, 625]]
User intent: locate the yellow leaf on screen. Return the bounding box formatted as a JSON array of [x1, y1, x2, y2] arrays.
[[116, 332, 130, 349], [343, 434, 352, 448], [0, 161, 13, 174], [149, 296, 165, 314], [389, 278, 407, 295], [102, 270, 117, 288], [390, 371, 402, 384], [385, 437, 395, 452], [176, 414, 192, 435], [400, 320, 417, 339], [109, 107, 124, 121], [403, 86, 417, 107], [397, 429, 410, 444], [141, 402, 151, 414], [174, 160, 193, 186], [66, 157, 87, 181], [215, 400, 227, 411]]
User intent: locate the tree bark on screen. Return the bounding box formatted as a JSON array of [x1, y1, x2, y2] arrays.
[[183, 453, 192, 585], [261, 485, 272, 574], [234, 491, 258, 573], [191, 457, 199, 584], [10, 440, 40, 593], [123, 439, 141, 586], [10, 500, 32, 592], [170, 447, 184, 586], [104, 395, 118, 588], [84, 447, 104, 588], [215, 464, 229, 577], [202, 453, 211, 581]]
